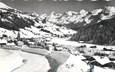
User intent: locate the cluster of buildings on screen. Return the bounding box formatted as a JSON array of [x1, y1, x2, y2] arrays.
[[0, 35, 15, 47]]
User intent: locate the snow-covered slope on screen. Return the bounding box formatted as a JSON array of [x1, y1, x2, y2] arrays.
[[0, 2, 12, 9], [0, 49, 23, 72], [57, 54, 90, 72]]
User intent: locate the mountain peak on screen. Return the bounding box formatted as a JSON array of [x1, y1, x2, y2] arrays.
[[0, 2, 11, 9], [105, 6, 115, 16]]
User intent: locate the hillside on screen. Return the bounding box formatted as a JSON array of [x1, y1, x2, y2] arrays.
[[71, 6, 115, 45]]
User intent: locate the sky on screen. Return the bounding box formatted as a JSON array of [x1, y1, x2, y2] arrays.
[[0, 0, 115, 14]]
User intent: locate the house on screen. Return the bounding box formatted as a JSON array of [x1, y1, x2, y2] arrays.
[[0, 38, 7, 47], [7, 42, 15, 46]]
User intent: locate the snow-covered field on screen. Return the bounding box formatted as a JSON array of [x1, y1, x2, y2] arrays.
[[0, 49, 50, 72], [0, 49, 23, 72], [13, 50, 50, 72], [51, 38, 115, 50]]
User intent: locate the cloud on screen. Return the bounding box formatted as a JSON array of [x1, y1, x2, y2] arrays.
[[37, 0, 43, 1], [24, 0, 29, 2], [105, 0, 111, 1]]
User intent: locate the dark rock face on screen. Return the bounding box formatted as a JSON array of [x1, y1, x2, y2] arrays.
[[71, 16, 115, 45], [70, 7, 115, 45]]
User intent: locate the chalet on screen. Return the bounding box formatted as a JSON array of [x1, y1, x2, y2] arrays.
[[7, 42, 15, 46], [0, 38, 7, 47]]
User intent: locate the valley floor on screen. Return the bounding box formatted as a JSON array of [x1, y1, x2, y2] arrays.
[[0, 38, 115, 72]]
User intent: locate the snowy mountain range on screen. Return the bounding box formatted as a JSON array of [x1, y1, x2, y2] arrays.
[[0, 2, 115, 45], [0, 2, 76, 40]]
